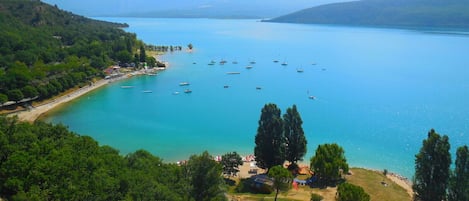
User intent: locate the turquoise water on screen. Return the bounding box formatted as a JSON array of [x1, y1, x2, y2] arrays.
[[46, 18, 469, 178]]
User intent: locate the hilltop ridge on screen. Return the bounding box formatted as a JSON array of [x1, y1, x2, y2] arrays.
[[265, 0, 469, 30]]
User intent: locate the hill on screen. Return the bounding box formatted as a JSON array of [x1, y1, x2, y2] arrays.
[[265, 0, 469, 30], [0, 0, 145, 106]]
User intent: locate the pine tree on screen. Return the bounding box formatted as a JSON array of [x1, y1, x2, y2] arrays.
[[413, 129, 451, 201], [448, 145, 469, 201], [254, 103, 286, 171], [283, 105, 307, 165]]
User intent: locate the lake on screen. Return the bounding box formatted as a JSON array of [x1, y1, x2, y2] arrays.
[[44, 18, 469, 178]]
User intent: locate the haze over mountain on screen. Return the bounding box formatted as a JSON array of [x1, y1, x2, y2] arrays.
[[42, 0, 350, 18], [266, 0, 469, 29]]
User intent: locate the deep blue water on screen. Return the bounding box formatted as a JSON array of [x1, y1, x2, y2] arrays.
[[45, 18, 469, 178]]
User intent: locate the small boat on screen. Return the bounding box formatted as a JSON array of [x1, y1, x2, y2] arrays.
[[224, 85, 230, 88], [311, 62, 317, 65], [256, 86, 262, 90], [246, 65, 253, 69], [281, 62, 288, 66], [184, 89, 192, 93], [142, 90, 152, 93], [226, 72, 241, 75], [296, 68, 304, 73], [193, 62, 197, 64], [120, 86, 134, 89], [309, 96, 316, 100], [250, 61, 256, 64], [220, 60, 227, 65], [208, 60, 216, 65], [147, 73, 157, 76], [173, 91, 180, 95], [232, 61, 238, 64], [273, 59, 279, 63], [179, 82, 190, 86]]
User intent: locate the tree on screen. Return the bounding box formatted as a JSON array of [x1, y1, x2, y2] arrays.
[[448, 145, 469, 201], [310, 143, 348, 185], [220, 151, 243, 177], [21, 85, 38, 98], [0, 93, 7, 104], [413, 129, 451, 201], [337, 183, 370, 201], [7, 89, 24, 103], [254, 103, 286, 171], [139, 45, 146, 62], [184, 151, 226, 201], [283, 104, 307, 165], [268, 165, 293, 201]]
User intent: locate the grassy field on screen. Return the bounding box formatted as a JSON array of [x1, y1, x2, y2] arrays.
[[227, 168, 411, 201], [346, 168, 411, 201]]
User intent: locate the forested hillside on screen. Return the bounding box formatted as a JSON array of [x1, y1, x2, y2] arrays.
[[0, 0, 145, 105], [266, 0, 469, 29]]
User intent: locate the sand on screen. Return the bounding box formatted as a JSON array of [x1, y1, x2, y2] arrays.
[[10, 78, 110, 122]]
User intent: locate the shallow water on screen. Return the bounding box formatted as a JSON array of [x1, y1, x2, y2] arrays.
[[45, 18, 469, 178]]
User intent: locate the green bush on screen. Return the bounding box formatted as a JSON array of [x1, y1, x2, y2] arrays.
[[311, 193, 324, 201]]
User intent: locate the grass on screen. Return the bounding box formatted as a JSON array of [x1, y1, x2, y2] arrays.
[[346, 168, 411, 201], [227, 168, 411, 201]]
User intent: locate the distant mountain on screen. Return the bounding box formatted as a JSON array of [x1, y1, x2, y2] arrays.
[[265, 0, 469, 29], [42, 0, 351, 19]]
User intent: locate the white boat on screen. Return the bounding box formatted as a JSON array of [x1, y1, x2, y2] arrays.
[[147, 73, 157, 76], [246, 65, 253, 69], [281, 62, 288, 66], [309, 96, 316, 100], [184, 89, 192, 93], [173, 91, 180, 95], [179, 82, 190, 86], [296, 68, 304, 73], [226, 72, 241, 74], [120, 86, 134, 89], [142, 90, 152, 93]]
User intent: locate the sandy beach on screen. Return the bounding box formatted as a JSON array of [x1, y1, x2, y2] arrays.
[[10, 78, 110, 122]]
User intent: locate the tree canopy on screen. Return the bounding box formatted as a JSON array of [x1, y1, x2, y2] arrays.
[[254, 103, 286, 170], [336, 182, 370, 201], [283, 104, 307, 165], [448, 145, 469, 201], [268, 165, 293, 201], [310, 143, 349, 185], [0, 116, 227, 200], [220, 151, 243, 177], [0, 1, 146, 104], [413, 129, 451, 201]]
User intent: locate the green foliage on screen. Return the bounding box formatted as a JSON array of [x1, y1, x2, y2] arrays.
[[221, 151, 243, 177], [337, 182, 370, 201], [310, 143, 349, 185], [0, 0, 143, 102], [0, 93, 7, 104], [0, 116, 227, 201], [254, 103, 286, 170], [267, 0, 469, 29], [448, 145, 469, 201], [283, 104, 307, 164], [268, 165, 293, 201], [413, 129, 451, 201], [7, 89, 24, 102], [184, 151, 227, 201], [311, 193, 324, 201]]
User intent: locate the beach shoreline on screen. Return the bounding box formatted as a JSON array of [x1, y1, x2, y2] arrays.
[[7, 70, 150, 122]]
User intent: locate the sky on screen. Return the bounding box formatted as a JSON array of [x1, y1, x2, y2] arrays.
[[41, 0, 350, 17]]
